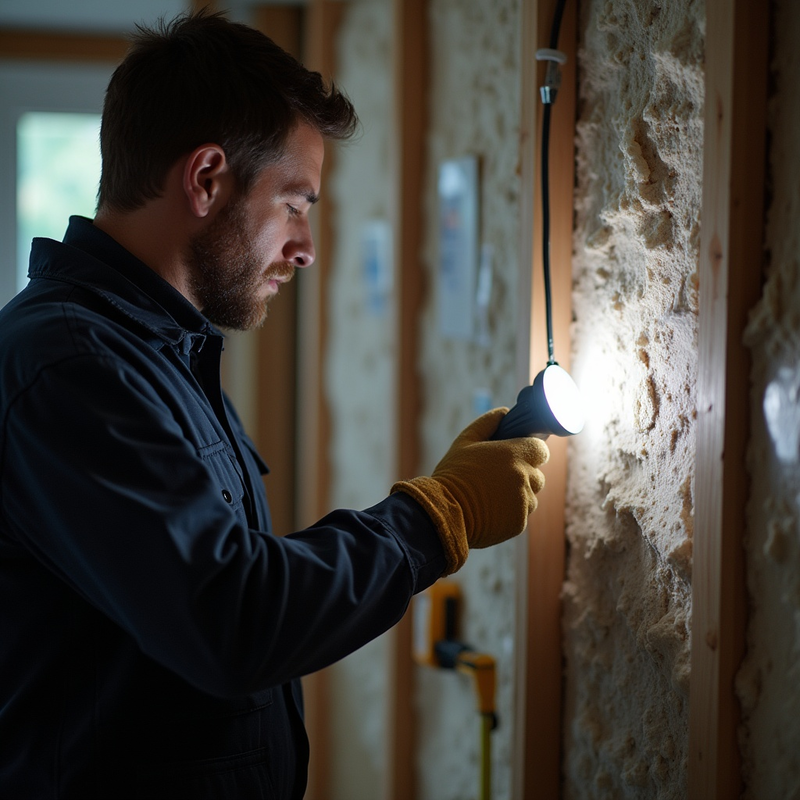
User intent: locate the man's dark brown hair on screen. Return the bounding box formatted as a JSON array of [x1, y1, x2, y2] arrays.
[[97, 10, 358, 212]]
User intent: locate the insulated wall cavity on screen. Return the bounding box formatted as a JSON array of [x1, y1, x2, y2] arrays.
[[737, 0, 800, 795], [416, 1, 522, 798], [564, 1, 703, 797], [325, 2, 394, 798]]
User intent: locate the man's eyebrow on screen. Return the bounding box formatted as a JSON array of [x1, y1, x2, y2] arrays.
[[284, 185, 319, 205]]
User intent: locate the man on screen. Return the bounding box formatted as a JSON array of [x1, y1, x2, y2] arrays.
[[0, 11, 548, 799]]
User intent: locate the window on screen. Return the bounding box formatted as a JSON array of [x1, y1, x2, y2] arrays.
[[0, 60, 110, 306], [16, 111, 101, 292]]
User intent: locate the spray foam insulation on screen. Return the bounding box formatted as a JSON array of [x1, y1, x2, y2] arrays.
[[325, 1, 395, 798], [564, 0, 703, 797], [415, 1, 524, 798]]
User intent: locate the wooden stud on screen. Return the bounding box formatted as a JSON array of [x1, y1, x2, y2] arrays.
[[0, 29, 128, 63], [384, 1, 429, 799], [249, 6, 304, 542], [297, 3, 345, 797], [513, 0, 577, 798], [252, 6, 302, 59], [190, 0, 218, 14], [689, 0, 768, 797]]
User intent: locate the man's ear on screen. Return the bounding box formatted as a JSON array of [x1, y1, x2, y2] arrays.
[[182, 144, 231, 218]]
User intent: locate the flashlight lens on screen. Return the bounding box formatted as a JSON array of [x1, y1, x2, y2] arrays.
[[543, 364, 585, 435]]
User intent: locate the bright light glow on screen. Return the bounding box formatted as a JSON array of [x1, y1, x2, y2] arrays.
[[570, 340, 616, 450], [542, 364, 585, 435]]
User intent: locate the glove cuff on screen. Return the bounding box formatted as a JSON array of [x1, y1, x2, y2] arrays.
[[391, 477, 469, 575]]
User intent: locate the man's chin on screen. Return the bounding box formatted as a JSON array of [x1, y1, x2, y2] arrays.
[[202, 295, 271, 332]]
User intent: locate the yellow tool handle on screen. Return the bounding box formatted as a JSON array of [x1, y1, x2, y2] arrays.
[[455, 651, 497, 800], [455, 651, 496, 716], [480, 712, 493, 800]]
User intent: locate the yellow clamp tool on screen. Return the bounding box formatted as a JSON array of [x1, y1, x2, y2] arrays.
[[414, 582, 498, 800]]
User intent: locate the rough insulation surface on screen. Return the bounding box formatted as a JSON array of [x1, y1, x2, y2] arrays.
[[564, 1, 703, 797], [325, 2, 394, 798], [737, 0, 800, 795], [417, 1, 522, 799]]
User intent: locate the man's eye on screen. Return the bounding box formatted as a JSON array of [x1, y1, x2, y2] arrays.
[[287, 204, 299, 216]]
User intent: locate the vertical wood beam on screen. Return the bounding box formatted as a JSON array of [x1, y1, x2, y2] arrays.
[[250, 7, 303, 541], [298, 4, 344, 798], [385, 1, 429, 799], [190, 0, 218, 14], [689, 1, 768, 797], [252, 6, 302, 59], [514, 0, 576, 798], [0, 29, 128, 62]]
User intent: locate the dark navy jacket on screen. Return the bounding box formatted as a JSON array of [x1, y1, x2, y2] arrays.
[[0, 217, 446, 798]]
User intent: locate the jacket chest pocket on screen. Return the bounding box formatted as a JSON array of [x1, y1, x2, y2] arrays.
[[197, 440, 246, 516]]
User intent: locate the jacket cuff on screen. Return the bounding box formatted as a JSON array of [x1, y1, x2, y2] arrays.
[[390, 478, 468, 576], [365, 490, 449, 589]]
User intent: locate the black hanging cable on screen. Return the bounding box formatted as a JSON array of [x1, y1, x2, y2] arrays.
[[540, 0, 568, 365], [491, 0, 586, 441]]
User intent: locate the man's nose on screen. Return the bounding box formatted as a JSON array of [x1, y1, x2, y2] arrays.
[[284, 219, 316, 268]]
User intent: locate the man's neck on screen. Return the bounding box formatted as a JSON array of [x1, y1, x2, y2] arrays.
[[93, 203, 199, 309]]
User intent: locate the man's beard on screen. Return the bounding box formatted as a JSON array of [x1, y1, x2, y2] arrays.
[[187, 197, 294, 331]]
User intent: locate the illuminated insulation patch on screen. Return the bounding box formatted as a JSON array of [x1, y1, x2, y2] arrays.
[[563, 0, 702, 797]]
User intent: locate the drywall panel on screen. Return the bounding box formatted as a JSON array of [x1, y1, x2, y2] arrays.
[[564, 1, 704, 797], [325, 2, 395, 798], [416, 1, 523, 798], [737, 0, 800, 795]]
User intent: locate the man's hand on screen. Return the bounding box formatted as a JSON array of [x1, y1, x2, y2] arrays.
[[391, 408, 549, 574]]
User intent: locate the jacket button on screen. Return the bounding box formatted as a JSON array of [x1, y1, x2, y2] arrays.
[[222, 490, 233, 503]]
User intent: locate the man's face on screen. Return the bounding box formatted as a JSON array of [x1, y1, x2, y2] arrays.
[[187, 122, 324, 330]]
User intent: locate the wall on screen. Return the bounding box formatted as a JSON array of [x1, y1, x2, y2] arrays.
[[737, 0, 800, 796], [329, 1, 526, 796], [326, 1, 800, 798], [325, 1, 395, 798], [319, 0, 800, 797], [563, 0, 703, 797]]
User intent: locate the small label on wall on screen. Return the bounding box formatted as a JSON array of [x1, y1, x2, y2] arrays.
[[361, 219, 393, 317], [438, 156, 479, 339], [475, 243, 494, 347]]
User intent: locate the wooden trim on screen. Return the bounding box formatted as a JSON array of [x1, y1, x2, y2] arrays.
[[297, 4, 344, 797], [514, 0, 577, 798], [385, 1, 429, 799], [689, 1, 768, 797], [0, 28, 128, 63]]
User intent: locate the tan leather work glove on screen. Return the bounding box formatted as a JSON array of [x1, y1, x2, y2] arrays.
[[391, 407, 549, 575]]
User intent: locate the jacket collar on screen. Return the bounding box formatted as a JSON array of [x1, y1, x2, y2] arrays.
[[27, 216, 221, 352]]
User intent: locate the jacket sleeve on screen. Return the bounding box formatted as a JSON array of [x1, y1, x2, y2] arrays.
[[0, 352, 446, 697]]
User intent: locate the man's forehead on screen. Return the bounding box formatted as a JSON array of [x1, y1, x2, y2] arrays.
[[264, 124, 324, 194]]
